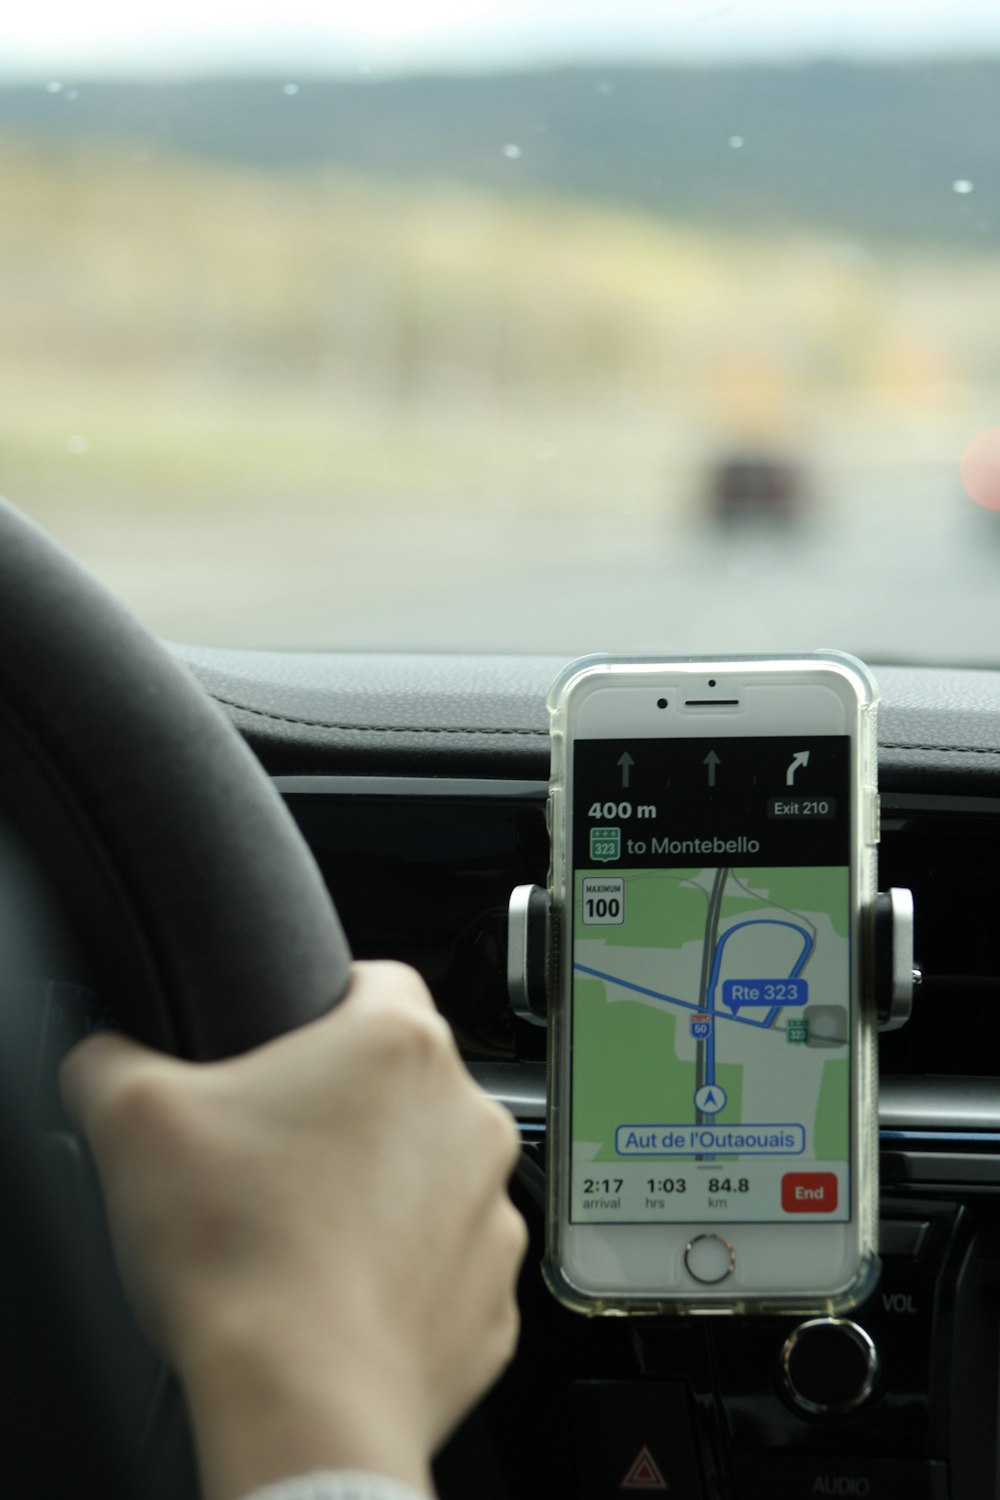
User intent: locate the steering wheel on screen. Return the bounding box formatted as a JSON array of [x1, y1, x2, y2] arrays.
[[0, 496, 354, 1495]]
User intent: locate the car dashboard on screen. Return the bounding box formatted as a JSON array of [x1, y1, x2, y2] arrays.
[[148, 648, 1000, 1500], [27, 648, 1000, 1500]]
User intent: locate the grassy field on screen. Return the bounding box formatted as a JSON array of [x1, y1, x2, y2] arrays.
[[1, 136, 997, 651]]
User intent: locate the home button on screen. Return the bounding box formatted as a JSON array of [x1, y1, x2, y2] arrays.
[[684, 1233, 735, 1284]]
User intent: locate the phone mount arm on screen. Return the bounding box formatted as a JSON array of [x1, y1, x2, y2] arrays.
[[508, 883, 918, 1034], [873, 887, 919, 1032]]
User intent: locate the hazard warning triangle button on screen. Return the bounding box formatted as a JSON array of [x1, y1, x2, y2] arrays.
[[571, 1380, 703, 1498], [620, 1444, 669, 1490]]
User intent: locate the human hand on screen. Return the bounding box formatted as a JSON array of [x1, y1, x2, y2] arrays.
[[60, 962, 527, 1500]]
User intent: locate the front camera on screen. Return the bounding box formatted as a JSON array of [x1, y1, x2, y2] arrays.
[[657, 697, 669, 709], [707, 679, 717, 688]]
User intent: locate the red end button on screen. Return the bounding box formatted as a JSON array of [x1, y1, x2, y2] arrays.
[[782, 1172, 838, 1213]]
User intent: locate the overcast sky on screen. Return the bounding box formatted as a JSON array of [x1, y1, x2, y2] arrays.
[[3, 0, 1000, 78]]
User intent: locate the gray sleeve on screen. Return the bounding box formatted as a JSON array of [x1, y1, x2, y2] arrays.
[[240, 1472, 433, 1500]]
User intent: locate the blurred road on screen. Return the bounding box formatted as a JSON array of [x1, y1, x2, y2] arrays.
[[22, 457, 999, 666]]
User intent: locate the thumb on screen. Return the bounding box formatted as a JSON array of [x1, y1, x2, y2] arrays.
[[59, 1029, 162, 1144]]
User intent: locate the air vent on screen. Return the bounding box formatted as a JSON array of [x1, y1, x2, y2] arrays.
[[879, 795, 1000, 1080], [279, 776, 549, 1063], [279, 778, 1000, 1112]]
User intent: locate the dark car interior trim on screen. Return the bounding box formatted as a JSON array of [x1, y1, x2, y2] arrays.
[[250, 667, 1000, 1496]]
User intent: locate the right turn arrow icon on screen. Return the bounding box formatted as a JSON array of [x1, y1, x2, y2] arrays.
[[786, 750, 810, 787]]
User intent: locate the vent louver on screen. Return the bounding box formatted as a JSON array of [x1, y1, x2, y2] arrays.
[[879, 795, 1000, 1082]]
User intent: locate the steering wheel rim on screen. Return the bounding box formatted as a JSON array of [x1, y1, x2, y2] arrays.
[[0, 496, 352, 1058], [0, 497, 354, 1496]]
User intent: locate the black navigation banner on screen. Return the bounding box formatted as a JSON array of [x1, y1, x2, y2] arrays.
[[572, 736, 850, 869]]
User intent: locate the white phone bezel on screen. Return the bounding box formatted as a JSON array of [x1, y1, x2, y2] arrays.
[[546, 655, 879, 1313]]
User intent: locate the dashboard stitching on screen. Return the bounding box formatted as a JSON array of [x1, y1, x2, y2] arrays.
[[208, 693, 549, 737], [208, 696, 1000, 755], [883, 741, 1000, 756]]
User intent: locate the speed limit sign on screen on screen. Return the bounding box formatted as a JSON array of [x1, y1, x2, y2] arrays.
[[580, 876, 625, 925]]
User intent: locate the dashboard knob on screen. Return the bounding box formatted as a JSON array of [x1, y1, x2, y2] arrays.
[[780, 1317, 879, 1416]]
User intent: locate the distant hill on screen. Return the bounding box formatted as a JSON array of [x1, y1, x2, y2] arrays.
[[0, 62, 997, 246]]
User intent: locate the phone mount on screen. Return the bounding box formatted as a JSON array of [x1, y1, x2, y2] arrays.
[[508, 884, 918, 1034]]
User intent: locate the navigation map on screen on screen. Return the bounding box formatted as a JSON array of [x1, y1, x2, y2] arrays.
[[569, 736, 852, 1225]]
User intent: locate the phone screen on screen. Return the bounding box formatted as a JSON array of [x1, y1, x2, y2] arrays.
[[570, 734, 852, 1226]]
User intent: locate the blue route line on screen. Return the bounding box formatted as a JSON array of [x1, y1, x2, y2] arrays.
[[703, 919, 813, 1086], [574, 916, 815, 1092], [573, 959, 796, 1031], [574, 963, 699, 1014]]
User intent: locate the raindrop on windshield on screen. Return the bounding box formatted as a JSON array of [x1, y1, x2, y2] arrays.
[[502, 143, 522, 160], [67, 436, 90, 455], [64, 89, 79, 101], [952, 179, 975, 194], [282, 83, 300, 96], [45, 82, 63, 94], [728, 135, 745, 148], [597, 81, 614, 96]]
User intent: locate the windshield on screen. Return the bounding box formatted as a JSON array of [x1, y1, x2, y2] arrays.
[[3, 4, 1000, 661]]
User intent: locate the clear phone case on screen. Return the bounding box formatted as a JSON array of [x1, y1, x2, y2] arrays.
[[543, 652, 881, 1316]]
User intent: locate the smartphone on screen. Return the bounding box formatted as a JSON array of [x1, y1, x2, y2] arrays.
[[544, 653, 880, 1314]]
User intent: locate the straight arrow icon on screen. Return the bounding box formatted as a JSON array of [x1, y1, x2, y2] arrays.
[[703, 750, 720, 787], [618, 752, 635, 789]]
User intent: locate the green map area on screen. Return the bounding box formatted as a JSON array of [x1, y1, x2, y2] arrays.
[[572, 866, 849, 1165]]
